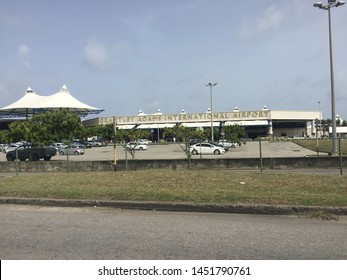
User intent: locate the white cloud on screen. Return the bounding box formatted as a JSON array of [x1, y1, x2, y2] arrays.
[[256, 5, 286, 31], [0, 13, 22, 28], [84, 38, 109, 71], [239, 5, 286, 39], [17, 44, 30, 57]]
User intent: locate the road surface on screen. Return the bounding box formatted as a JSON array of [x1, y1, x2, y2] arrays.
[[1, 204, 346, 260]]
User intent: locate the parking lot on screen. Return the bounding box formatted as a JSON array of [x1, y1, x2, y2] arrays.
[[0, 141, 323, 162]]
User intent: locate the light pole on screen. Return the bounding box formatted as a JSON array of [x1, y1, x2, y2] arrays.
[[313, 0, 345, 154], [318, 100, 322, 137], [205, 82, 217, 142]]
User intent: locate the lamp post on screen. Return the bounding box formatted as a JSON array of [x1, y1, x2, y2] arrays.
[[205, 82, 217, 142], [313, 0, 345, 154], [317, 100, 322, 137]]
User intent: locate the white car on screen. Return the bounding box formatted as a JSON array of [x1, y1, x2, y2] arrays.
[[136, 139, 151, 145], [190, 143, 225, 155], [218, 140, 237, 148], [126, 142, 148, 151], [2, 144, 20, 154]]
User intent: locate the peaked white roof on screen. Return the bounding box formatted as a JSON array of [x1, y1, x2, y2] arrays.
[[1, 87, 44, 109], [0, 85, 104, 118]]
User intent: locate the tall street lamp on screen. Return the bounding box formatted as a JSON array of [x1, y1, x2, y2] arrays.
[[205, 82, 217, 142], [313, 0, 345, 154]]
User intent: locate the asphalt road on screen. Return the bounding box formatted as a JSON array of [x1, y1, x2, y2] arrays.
[[1, 204, 346, 260]]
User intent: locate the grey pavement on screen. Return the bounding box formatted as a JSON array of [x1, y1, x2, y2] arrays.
[[1, 204, 346, 260], [1, 197, 347, 217]]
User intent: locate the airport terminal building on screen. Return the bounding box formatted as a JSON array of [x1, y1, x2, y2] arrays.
[[82, 108, 322, 139], [3, 86, 345, 139]]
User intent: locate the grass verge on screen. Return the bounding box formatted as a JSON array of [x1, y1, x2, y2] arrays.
[[293, 139, 347, 155], [0, 170, 346, 207]]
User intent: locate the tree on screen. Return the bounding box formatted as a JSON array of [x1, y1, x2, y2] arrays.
[[202, 127, 220, 141], [223, 124, 245, 141], [4, 111, 85, 144], [7, 121, 30, 143], [0, 130, 9, 143], [97, 124, 111, 140], [27, 111, 84, 144], [163, 125, 204, 143]]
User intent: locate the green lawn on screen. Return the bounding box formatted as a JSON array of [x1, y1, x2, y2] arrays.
[[0, 170, 346, 207], [292, 138, 347, 155]]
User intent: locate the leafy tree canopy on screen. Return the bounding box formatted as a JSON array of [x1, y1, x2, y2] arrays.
[[163, 125, 204, 142], [6, 111, 84, 144], [223, 124, 245, 141]]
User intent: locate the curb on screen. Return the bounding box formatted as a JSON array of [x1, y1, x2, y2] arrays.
[[1, 197, 347, 216]]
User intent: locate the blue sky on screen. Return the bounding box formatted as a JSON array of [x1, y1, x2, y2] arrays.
[[0, 0, 346, 120]]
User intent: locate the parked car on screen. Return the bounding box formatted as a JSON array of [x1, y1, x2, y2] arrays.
[[2, 144, 20, 154], [190, 139, 204, 145], [136, 139, 151, 145], [73, 140, 91, 148], [190, 143, 226, 155], [50, 142, 68, 151], [59, 145, 85, 155], [94, 139, 108, 146], [218, 140, 237, 149], [126, 142, 148, 151], [6, 144, 57, 161], [0, 143, 6, 152], [87, 141, 103, 147]]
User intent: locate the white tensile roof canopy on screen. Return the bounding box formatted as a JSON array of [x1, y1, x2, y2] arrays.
[[0, 85, 104, 118]]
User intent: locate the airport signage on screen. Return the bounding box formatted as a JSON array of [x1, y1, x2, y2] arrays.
[[111, 110, 271, 125]]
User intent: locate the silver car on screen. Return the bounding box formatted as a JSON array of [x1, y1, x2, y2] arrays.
[[59, 145, 85, 155], [2, 144, 20, 154], [218, 140, 237, 148]]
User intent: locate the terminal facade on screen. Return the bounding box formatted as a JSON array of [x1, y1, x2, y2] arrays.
[[3, 86, 345, 140], [82, 108, 322, 139]]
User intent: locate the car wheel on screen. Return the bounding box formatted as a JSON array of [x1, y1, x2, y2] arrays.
[[192, 149, 198, 155], [139, 147, 143, 150], [31, 153, 40, 161], [6, 154, 15, 161], [214, 149, 221, 155], [44, 156, 51, 161], [74, 151, 79, 155], [59, 151, 64, 155]]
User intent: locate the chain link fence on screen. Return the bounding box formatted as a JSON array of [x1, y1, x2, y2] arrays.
[[1, 138, 346, 175]]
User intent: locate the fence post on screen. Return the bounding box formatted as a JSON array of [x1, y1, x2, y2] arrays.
[[125, 146, 128, 171], [66, 151, 69, 173], [339, 138, 343, 176], [113, 116, 117, 171], [188, 142, 192, 170], [316, 137, 319, 157], [259, 140, 263, 172], [15, 148, 19, 176]]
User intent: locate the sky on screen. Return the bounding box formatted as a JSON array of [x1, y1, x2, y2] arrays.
[[0, 0, 346, 120]]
